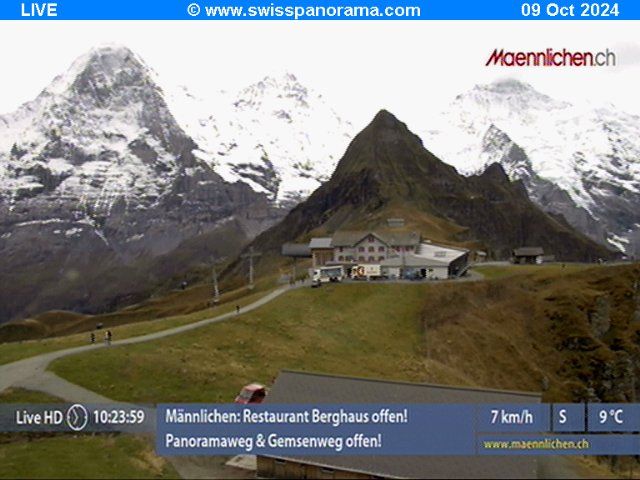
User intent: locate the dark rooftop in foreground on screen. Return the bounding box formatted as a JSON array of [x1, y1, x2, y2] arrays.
[[263, 370, 541, 479]]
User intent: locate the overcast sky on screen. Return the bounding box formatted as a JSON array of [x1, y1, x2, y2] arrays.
[[1, 21, 639, 130]]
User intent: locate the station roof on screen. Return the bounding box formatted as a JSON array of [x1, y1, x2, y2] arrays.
[[308, 237, 333, 249], [513, 247, 544, 257], [380, 254, 449, 268], [415, 242, 469, 263]]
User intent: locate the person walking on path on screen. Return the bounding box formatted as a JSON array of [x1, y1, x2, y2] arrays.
[[90, 332, 95, 344], [104, 330, 112, 346], [236, 305, 240, 315]]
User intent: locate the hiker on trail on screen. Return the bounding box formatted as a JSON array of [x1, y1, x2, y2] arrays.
[[90, 332, 95, 344], [236, 305, 240, 315], [105, 330, 112, 345]]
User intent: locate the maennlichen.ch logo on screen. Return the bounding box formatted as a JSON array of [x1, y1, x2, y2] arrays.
[[486, 48, 617, 67]]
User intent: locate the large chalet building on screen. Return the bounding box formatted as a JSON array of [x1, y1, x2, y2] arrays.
[[293, 230, 469, 280], [311, 231, 421, 266]]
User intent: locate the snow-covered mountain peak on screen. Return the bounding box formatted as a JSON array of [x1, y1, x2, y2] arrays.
[[170, 71, 354, 204], [475, 78, 538, 95], [1, 44, 164, 135], [423, 79, 640, 255], [0, 46, 198, 216], [455, 79, 571, 119], [44, 45, 151, 98], [233, 72, 313, 112]]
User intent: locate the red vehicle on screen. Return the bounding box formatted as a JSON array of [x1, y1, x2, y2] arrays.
[[234, 383, 267, 404]]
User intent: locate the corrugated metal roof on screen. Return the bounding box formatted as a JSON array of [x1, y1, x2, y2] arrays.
[[308, 237, 333, 249], [331, 230, 420, 247], [383, 231, 421, 246], [330, 231, 370, 247], [513, 247, 544, 257], [380, 254, 449, 267], [263, 371, 540, 479], [415, 242, 468, 263], [281, 243, 311, 257]]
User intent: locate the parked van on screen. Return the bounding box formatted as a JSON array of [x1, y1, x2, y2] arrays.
[[311, 266, 345, 285], [351, 264, 382, 280]]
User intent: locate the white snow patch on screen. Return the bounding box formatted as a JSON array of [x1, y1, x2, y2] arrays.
[[64, 227, 83, 237], [126, 233, 145, 243], [47, 158, 74, 175], [15, 218, 67, 227], [91, 229, 109, 246], [607, 234, 629, 253]]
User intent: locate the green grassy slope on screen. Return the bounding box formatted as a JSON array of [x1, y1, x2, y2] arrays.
[[50, 264, 640, 406], [0, 286, 273, 366], [51, 284, 433, 403], [0, 388, 62, 404]]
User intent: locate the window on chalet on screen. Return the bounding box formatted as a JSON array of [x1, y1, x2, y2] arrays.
[[368, 246, 375, 252], [378, 246, 385, 252]]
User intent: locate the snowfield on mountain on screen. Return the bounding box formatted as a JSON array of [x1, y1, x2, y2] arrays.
[[0, 45, 280, 324], [422, 79, 640, 256], [167, 73, 354, 206]]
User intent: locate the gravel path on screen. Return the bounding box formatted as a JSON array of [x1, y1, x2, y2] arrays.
[[0, 284, 302, 479], [0, 284, 295, 399]]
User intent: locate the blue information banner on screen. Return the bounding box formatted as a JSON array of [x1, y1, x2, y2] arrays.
[[156, 403, 640, 456], [156, 403, 477, 456], [0, 0, 639, 21]]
